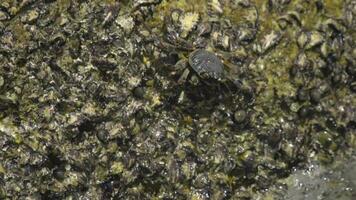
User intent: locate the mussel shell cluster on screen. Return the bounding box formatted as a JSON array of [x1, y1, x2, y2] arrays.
[[0, 0, 355, 199]]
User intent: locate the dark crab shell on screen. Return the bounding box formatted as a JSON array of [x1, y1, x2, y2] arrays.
[[188, 49, 224, 80]]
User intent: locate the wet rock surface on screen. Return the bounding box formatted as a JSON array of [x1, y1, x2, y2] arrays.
[[282, 153, 356, 200], [0, 0, 355, 199]]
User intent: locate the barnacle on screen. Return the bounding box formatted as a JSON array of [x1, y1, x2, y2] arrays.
[[180, 12, 199, 38]]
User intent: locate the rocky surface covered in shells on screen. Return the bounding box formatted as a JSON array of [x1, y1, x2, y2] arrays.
[[0, 0, 355, 199]]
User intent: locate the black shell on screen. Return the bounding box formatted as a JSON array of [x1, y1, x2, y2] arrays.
[[188, 49, 224, 80]]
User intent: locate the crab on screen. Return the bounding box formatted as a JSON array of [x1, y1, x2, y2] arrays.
[[174, 49, 231, 85], [147, 8, 257, 99]]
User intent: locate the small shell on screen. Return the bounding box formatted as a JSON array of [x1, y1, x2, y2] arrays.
[[287, 11, 302, 26], [0, 20, 4, 31], [0, 76, 4, 88], [277, 16, 290, 30], [297, 31, 309, 49], [230, 47, 248, 65], [344, 1, 355, 27], [170, 9, 182, 24], [193, 36, 208, 49], [20, 10, 39, 24], [320, 37, 344, 60], [268, 0, 291, 10], [279, 11, 301, 27], [233, 0, 251, 8], [197, 22, 212, 36], [236, 26, 257, 44], [350, 82, 356, 93], [330, 37, 344, 58], [0, 11, 9, 21], [208, 0, 224, 15], [306, 31, 324, 49], [261, 31, 282, 53], [297, 31, 324, 50], [212, 31, 230, 50], [321, 18, 346, 35], [133, 0, 161, 9], [294, 52, 310, 68], [234, 110, 247, 123]]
